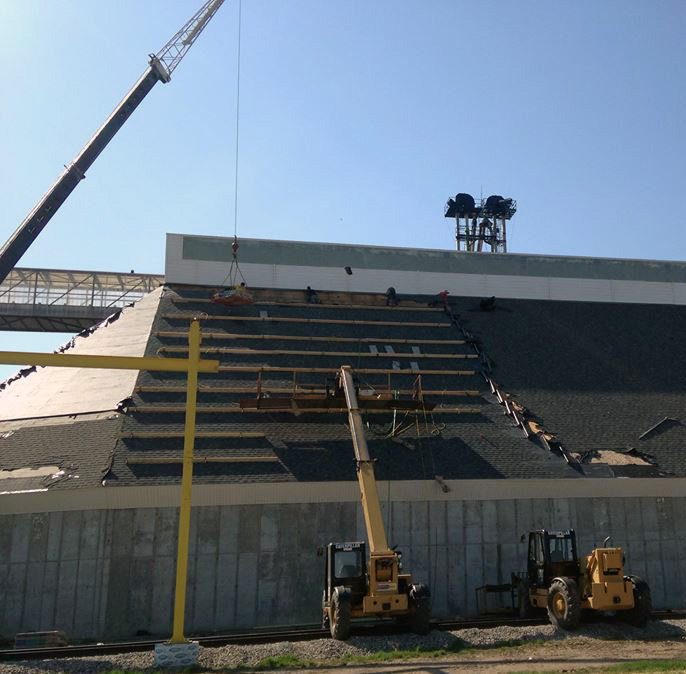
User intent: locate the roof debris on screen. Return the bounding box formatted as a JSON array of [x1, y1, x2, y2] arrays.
[[0, 465, 60, 480], [639, 417, 682, 441], [576, 448, 654, 466]]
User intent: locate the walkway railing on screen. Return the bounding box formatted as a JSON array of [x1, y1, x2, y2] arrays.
[[0, 267, 164, 332], [0, 267, 163, 309]]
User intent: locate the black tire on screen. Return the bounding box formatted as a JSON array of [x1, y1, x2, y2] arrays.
[[623, 576, 652, 627], [322, 591, 330, 630], [330, 591, 352, 640], [411, 597, 431, 635], [547, 577, 581, 630]]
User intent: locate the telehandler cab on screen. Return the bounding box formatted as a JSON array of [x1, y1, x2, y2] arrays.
[[318, 366, 431, 640], [513, 529, 651, 629]]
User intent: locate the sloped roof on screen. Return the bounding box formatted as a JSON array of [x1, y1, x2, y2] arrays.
[[458, 297, 686, 477], [0, 413, 121, 492], [103, 285, 578, 487], [0, 287, 162, 421], [4, 282, 685, 492]]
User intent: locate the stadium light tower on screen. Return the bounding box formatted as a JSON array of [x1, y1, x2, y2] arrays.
[[444, 192, 517, 253]]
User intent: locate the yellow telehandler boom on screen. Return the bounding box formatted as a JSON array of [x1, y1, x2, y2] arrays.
[[318, 366, 431, 639]]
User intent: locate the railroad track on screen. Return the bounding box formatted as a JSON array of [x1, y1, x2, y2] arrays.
[[1, 611, 682, 662]]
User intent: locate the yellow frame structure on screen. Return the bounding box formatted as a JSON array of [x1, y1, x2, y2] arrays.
[[0, 320, 218, 645]]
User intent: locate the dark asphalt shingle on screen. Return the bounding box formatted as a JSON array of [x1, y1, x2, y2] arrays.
[[106, 285, 579, 485], [455, 296, 686, 477]]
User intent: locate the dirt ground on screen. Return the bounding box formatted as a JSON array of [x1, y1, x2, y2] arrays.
[[307, 638, 686, 674]]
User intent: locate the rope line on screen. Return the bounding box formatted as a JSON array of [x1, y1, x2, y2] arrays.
[[233, 0, 242, 238]]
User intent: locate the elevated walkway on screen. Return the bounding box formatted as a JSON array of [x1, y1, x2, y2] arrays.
[[0, 267, 163, 332]]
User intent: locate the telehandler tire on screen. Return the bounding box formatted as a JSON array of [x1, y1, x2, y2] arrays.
[[330, 589, 352, 640], [411, 597, 431, 635], [547, 577, 581, 630], [623, 576, 652, 627], [408, 584, 431, 635]]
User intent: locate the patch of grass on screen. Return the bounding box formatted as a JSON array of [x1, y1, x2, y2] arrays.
[[508, 661, 686, 674], [251, 645, 459, 670], [252, 654, 317, 670], [604, 661, 686, 672]]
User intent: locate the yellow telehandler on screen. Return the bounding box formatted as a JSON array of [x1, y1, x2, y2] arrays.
[[317, 366, 431, 640], [513, 529, 651, 629]]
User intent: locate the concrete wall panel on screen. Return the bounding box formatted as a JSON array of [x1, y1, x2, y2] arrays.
[[39, 561, 58, 630], [2, 494, 685, 641]]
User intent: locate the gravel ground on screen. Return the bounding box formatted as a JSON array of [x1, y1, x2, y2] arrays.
[[1, 619, 684, 674]]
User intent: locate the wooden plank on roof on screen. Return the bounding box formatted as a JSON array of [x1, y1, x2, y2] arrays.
[[126, 455, 279, 464], [157, 346, 477, 359], [135, 385, 482, 396], [161, 314, 451, 328], [118, 431, 265, 438], [217, 366, 475, 375], [155, 331, 465, 345], [172, 297, 443, 311], [129, 405, 480, 414]]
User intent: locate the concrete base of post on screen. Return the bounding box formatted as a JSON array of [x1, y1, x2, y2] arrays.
[[154, 641, 199, 668]]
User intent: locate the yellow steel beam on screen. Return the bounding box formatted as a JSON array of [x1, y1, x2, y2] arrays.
[[0, 350, 219, 373], [170, 320, 200, 644], [0, 320, 215, 649]]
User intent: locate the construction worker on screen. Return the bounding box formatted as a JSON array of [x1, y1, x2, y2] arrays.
[[385, 287, 397, 307], [306, 286, 321, 304]]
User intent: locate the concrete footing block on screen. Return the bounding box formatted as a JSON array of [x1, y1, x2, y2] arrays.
[[154, 641, 199, 668]]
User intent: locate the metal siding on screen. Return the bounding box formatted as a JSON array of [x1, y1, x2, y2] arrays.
[[170, 234, 686, 283], [164, 238, 686, 306], [484, 274, 550, 300], [549, 276, 614, 302], [610, 280, 675, 305]]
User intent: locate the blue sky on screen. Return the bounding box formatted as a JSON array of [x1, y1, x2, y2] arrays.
[[1, 0, 685, 376]]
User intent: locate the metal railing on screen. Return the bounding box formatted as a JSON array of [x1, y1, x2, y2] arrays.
[[0, 267, 163, 310], [0, 267, 163, 332]]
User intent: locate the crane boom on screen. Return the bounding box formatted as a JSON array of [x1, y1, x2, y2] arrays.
[[339, 365, 390, 554], [0, 0, 225, 285]]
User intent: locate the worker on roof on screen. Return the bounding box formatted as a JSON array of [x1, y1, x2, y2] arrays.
[[306, 286, 321, 304], [385, 287, 397, 307], [438, 289, 450, 308], [212, 281, 253, 306]]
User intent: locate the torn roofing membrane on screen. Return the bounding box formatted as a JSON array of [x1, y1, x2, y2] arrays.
[[0, 288, 162, 421]]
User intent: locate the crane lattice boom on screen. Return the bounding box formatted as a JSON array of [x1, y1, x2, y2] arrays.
[[154, 0, 226, 80], [0, 0, 226, 285]]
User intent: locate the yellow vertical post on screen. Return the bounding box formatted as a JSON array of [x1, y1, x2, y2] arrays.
[[170, 319, 201, 644]]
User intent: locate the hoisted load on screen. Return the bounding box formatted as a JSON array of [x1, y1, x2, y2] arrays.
[[211, 238, 254, 306]]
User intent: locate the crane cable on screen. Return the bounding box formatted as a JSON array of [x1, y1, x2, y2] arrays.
[[220, 0, 244, 290], [233, 0, 242, 240]]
